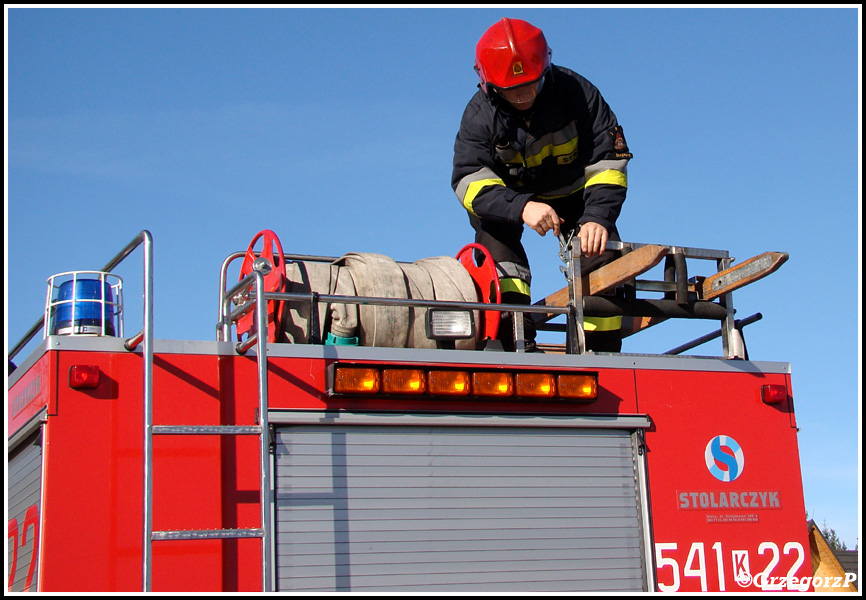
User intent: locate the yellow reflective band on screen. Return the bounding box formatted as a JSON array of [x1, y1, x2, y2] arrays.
[[499, 277, 531, 297], [584, 316, 622, 332], [524, 138, 579, 168], [585, 169, 628, 188], [463, 178, 506, 215]]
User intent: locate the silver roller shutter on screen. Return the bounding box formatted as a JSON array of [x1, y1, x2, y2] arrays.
[[274, 419, 647, 592], [8, 429, 44, 592]]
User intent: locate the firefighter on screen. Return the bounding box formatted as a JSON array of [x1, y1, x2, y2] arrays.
[[452, 17, 632, 352]]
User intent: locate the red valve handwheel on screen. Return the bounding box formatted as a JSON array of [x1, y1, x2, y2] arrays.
[[455, 243, 501, 341], [237, 229, 286, 343]]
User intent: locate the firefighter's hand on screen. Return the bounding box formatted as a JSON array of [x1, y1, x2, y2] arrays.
[[578, 222, 609, 258], [522, 201, 564, 237]]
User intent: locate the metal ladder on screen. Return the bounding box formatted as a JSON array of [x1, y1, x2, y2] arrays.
[[142, 254, 274, 591]]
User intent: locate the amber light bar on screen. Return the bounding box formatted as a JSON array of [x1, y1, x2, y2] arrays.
[[331, 365, 597, 401], [334, 367, 380, 394]]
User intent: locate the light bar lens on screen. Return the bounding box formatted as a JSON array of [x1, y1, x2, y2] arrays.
[[383, 369, 427, 394], [334, 367, 380, 394], [557, 374, 597, 400], [428, 370, 471, 395], [515, 372, 556, 398], [472, 372, 513, 397]]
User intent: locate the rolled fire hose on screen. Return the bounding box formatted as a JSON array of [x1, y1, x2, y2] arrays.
[[334, 253, 409, 348], [282, 253, 479, 349], [283, 260, 359, 344], [399, 262, 437, 349]]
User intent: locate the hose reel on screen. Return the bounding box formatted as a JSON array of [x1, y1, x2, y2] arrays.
[[234, 229, 503, 347]]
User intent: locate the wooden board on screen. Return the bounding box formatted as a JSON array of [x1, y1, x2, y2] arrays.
[[535, 244, 670, 320], [701, 252, 788, 301], [621, 251, 788, 337]]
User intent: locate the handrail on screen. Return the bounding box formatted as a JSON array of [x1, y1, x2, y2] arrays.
[[218, 251, 246, 342], [666, 312, 762, 357], [253, 292, 572, 315], [130, 230, 155, 592], [8, 320, 46, 364], [250, 271, 274, 592]]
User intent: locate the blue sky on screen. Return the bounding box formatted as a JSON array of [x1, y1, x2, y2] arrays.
[[6, 7, 861, 548]]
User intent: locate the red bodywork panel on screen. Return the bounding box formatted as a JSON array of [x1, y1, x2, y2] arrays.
[[637, 369, 810, 591], [7, 344, 810, 592], [10, 350, 265, 592]]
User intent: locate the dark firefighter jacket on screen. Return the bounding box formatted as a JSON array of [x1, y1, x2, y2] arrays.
[[452, 65, 633, 233]]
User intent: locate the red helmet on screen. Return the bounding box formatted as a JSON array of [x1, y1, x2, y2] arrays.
[[475, 18, 551, 95]]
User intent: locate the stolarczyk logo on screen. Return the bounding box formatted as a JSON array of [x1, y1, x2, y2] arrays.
[[705, 435, 745, 482]]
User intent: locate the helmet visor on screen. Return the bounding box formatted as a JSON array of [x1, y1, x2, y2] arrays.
[[492, 75, 545, 107]]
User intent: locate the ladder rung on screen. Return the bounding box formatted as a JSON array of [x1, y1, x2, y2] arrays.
[[152, 528, 264, 541], [152, 425, 262, 435]]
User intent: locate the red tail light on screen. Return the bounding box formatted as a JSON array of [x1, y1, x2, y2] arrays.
[[69, 365, 100, 389], [761, 384, 788, 404]]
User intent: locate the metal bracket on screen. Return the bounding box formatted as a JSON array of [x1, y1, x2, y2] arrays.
[[559, 230, 586, 355], [558, 229, 576, 267], [715, 256, 739, 358]]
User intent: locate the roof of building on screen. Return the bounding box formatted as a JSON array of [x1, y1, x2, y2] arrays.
[[808, 520, 858, 591]]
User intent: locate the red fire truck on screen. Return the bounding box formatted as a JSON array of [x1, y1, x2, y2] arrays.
[[8, 229, 810, 592]]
